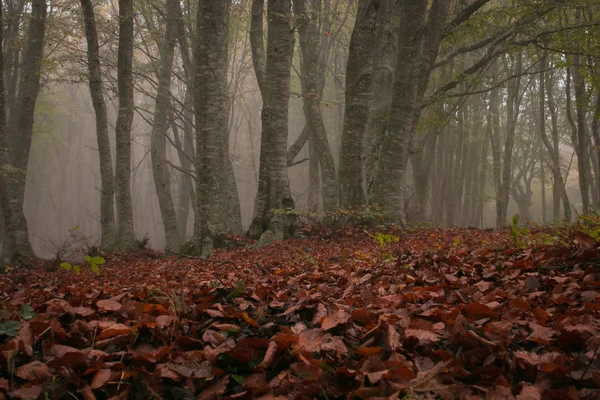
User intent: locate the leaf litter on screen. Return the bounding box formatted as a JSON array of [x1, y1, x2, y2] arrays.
[[0, 225, 600, 399]]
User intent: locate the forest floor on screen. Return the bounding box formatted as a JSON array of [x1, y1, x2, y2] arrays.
[[1, 221, 600, 400]]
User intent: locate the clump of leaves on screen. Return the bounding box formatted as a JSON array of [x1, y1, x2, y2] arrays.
[[510, 214, 528, 249], [368, 231, 399, 263], [0, 320, 21, 337], [60, 254, 106, 274]]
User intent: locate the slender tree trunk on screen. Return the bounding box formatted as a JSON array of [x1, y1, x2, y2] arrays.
[[193, 0, 232, 254], [544, 67, 571, 221], [114, 0, 137, 250], [569, 59, 591, 213], [80, 0, 117, 251], [1, 0, 46, 260], [150, 0, 181, 252], [339, 0, 379, 207], [248, 0, 296, 238], [294, 0, 337, 211]]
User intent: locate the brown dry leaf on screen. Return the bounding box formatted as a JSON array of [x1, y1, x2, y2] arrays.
[[409, 360, 451, 390], [321, 334, 348, 357], [321, 305, 351, 331], [155, 315, 175, 328], [98, 323, 132, 339], [575, 230, 597, 248], [241, 312, 259, 328], [8, 384, 43, 400], [387, 323, 402, 351], [405, 329, 440, 345], [197, 376, 229, 400], [355, 347, 383, 357], [461, 303, 498, 319], [516, 385, 543, 399], [258, 340, 278, 368], [15, 361, 51, 381], [96, 299, 122, 312], [90, 369, 112, 389], [298, 328, 323, 352]]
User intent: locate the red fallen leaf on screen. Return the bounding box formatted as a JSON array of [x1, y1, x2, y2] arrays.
[[516, 384, 542, 399], [15, 360, 51, 381], [79, 385, 97, 400], [49, 345, 88, 369], [272, 333, 299, 346], [387, 324, 402, 351], [321, 334, 348, 357], [527, 323, 556, 345], [241, 312, 259, 328], [96, 299, 122, 312], [243, 372, 268, 391], [0, 377, 8, 391], [290, 362, 322, 380], [321, 305, 351, 331], [130, 343, 172, 363], [203, 330, 227, 346], [575, 230, 596, 249], [8, 384, 43, 400], [405, 329, 440, 345], [143, 303, 168, 315], [98, 323, 132, 339], [13, 322, 33, 357], [298, 329, 323, 352], [354, 347, 383, 357], [228, 337, 269, 364], [351, 308, 378, 327], [155, 315, 175, 328], [90, 369, 112, 389], [461, 303, 498, 320], [532, 307, 550, 326], [197, 376, 229, 400], [258, 340, 278, 368]]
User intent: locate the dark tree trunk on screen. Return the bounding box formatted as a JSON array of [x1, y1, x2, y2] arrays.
[[150, 0, 181, 252], [80, 0, 117, 251], [371, 0, 451, 219], [1, 0, 46, 260], [248, 0, 296, 239], [339, 0, 379, 207], [114, 0, 137, 250]]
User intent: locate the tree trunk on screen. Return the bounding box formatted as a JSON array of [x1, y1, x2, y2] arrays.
[[248, 0, 296, 239], [339, 0, 379, 207], [150, 0, 181, 252], [294, 0, 337, 211], [80, 0, 117, 251], [371, 0, 451, 218], [193, 0, 233, 254], [1, 0, 46, 260], [114, 0, 137, 250]]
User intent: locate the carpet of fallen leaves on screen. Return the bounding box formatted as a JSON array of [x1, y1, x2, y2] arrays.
[[1, 224, 600, 400]]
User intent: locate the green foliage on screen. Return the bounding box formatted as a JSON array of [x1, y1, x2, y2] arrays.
[[60, 255, 105, 275], [0, 320, 21, 337], [509, 214, 528, 249], [18, 305, 37, 321], [367, 231, 399, 263], [577, 213, 600, 240], [226, 280, 246, 300]]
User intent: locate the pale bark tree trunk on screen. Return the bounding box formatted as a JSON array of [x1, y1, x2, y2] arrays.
[[294, 0, 337, 211], [248, 0, 296, 239], [114, 0, 137, 250], [150, 0, 181, 252], [339, 0, 380, 207], [567, 59, 591, 214], [543, 65, 571, 221], [371, 0, 451, 219], [194, 0, 232, 254], [1, 0, 46, 260], [80, 0, 118, 251]]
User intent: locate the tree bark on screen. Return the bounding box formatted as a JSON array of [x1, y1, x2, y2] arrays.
[[150, 0, 181, 252], [1, 0, 46, 260], [339, 0, 380, 207], [193, 0, 233, 254], [80, 0, 118, 251], [114, 0, 137, 250], [248, 0, 295, 239], [371, 0, 451, 218], [294, 0, 338, 211]]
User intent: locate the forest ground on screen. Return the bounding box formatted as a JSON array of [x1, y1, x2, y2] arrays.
[[1, 220, 600, 399]]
